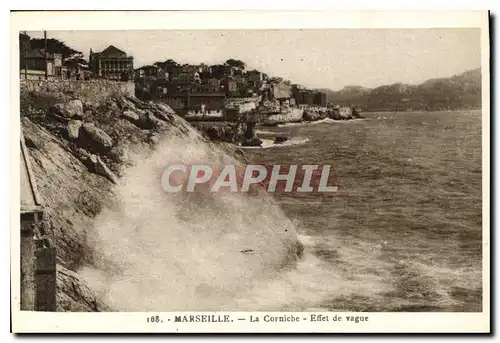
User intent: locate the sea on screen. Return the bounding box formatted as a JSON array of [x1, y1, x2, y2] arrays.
[[244, 110, 483, 312], [84, 110, 483, 312]]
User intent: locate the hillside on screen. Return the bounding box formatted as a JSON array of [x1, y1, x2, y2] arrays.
[[319, 68, 481, 112]]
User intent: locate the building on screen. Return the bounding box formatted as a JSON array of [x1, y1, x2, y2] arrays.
[[162, 94, 188, 111], [305, 92, 315, 105], [63, 54, 89, 80], [134, 65, 168, 81], [221, 76, 237, 95], [294, 90, 317, 106], [89, 45, 134, 81], [162, 92, 226, 113], [246, 70, 264, 82], [203, 78, 221, 93], [198, 63, 212, 74], [313, 92, 327, 107], [210, 64, 234, 79], [189, 92, 226, 111], [180, 64, 199, 74], [20, 48, 64, 80], [272, 82, 292, 105], [246, 70, 267, 90]]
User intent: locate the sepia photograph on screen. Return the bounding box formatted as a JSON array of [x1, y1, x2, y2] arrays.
[[11, 10, 490, 333]]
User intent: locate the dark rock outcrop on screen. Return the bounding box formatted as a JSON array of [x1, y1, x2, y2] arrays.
[[77, 123, 114, 154], [242, 137, 263, 147], [274, 136, 288, 144], [191, 121, 247, 144], [76, 148, 118, 184], [329, 106, 353, 120], [351, 107, 364, 118], [302, 110, 327, 122]]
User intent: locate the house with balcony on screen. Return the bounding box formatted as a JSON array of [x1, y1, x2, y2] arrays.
[[89, 45, 134, 81], [20, 48, 65, 80]]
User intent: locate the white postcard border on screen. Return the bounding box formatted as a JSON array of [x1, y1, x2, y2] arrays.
[[10, 10, 490, 333]]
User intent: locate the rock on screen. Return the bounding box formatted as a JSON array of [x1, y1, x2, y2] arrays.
[[192, 122, 247, 143], [107, 100, 120, 111], [244, 122, 256, 140], [21, 117, 48, 150], [67, 120, 83, 141], [149, 107, 173, 123], [241, 137, 263, 147], [121, 98, 137, 110], [94, 156, 119, 184], [83, 101, 98, 112], [83, 110, 93, 120], [302, 110, 314, 121], [130, 111, 156, 130], [351, 107, 364, 118], [155, 102, 175, 114], [126, 96, 143, 108], [78, 123, 113, 154], [76, 148, 118, 184], [146, 112, 164, 128], [49, 99, 83, 119], [303, 110, 327, 122], [274, 136, 288, 144], [108, 146, 130, 164], [57, 265, 110, 312], [24, 134, 43, 150], [48, 103, 65, 117], [262, 108, 303, 125], [148, 133, 161, 145], [206, 127, 220, 141], [122, 110, 140, 122], [338, 107, 353, 119]]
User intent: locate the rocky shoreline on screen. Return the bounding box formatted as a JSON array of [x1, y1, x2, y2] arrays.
[[20, 89, 304, 311], [189, 106, 364, 147]]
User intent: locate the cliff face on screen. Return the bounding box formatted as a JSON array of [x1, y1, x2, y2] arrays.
[[21, 89, 302, 311]]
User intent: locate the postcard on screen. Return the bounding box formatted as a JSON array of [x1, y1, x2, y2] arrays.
[[11, 10, 490, 333]]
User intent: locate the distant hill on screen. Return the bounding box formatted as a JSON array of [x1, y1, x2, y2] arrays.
[[318, 68, 481, 112]]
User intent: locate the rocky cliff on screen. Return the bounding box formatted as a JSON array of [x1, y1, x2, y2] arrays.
[[21, 89, 302, 311]]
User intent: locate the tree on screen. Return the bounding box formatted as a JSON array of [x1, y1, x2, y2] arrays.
[[29, 38, 81, 59], [225, 59, 246, 70], [154, 59, 179, 70], [19, 32, 31, 51], [162, 59, 178, 66]]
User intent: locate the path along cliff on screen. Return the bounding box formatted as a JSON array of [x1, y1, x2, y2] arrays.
[[20, 88, 303, 311]]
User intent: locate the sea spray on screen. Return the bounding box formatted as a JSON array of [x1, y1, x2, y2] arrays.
[[79, 129, 302, 311]]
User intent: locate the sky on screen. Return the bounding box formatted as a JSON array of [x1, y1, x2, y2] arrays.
[[26, 29, 481, 90]]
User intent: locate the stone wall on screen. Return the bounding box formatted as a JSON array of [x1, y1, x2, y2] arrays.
[[20, 79, 135, 102]]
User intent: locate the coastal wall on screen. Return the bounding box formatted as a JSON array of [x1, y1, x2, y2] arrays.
[[20, 80, 135, 102], [262, 108, 303, 125]]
